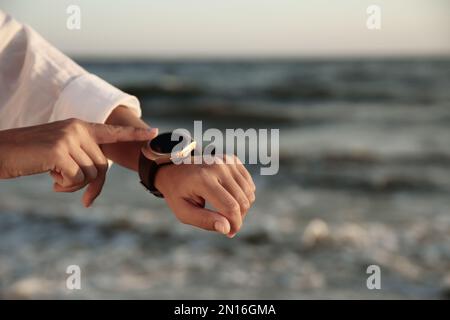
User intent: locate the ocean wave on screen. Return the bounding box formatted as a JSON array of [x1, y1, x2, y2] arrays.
[[120, 83, 204, 100], [271, 150, 450, 193], [280, 151, 450, 167], [104, 59, 450, 105], [120, 81, 449, 105]]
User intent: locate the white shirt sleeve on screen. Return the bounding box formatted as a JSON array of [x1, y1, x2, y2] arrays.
[[0, 10, 141, 131]]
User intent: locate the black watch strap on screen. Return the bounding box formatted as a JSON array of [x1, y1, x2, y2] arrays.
[[138, 151, 170, 198]]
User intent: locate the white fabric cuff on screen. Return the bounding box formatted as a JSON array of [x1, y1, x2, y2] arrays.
[[50, 73, 141, 123]]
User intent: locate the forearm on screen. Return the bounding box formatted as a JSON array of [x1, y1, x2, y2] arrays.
[[103, 106, 151, 171]]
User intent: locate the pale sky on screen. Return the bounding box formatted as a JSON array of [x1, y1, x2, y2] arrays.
[[1, 0, 449, 58]]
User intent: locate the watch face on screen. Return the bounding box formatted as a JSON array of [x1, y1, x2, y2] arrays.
[[150, 131, 192, 155]]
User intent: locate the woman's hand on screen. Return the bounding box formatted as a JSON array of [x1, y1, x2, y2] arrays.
[[155, 155, 256, 238], [0, 118, 158, 207], [102, 106, 257, 237]]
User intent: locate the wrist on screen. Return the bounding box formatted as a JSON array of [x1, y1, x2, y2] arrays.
[[154, 164, 172, 194], [0, 131, 13, 179], [103, 105, 151, 171]]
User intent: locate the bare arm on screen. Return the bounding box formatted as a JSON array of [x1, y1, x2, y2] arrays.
[[102, 106, 152, 171], [102, 106, 256, 237], [0, 118, 157, 207], [0, 105, 256, 237]]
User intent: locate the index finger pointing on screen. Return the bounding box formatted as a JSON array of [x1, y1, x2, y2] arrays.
[[88, 123, 158, 144]]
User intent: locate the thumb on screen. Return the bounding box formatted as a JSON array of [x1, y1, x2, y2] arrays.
[[175, 199, 231, 235]]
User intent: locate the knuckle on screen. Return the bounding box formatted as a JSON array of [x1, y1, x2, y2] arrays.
[[62, 118, 85, 136], [222, 153, 237, 164], [198, 167, 213, 183], [51, 140, 66, 158], [96, 154, 108, 170], [213, 163, 227, 175], [225, 199, 240, 214], [64, 118, 78, 125], [72, 121, 85, 133], [222, 154, 231, 163], [65, 118, 81, 129], [213, 156, 225, 165], [63, 134, 77, 147], [98, 162, 108, 175], [239, 197, 250, 210], [74, 168, 84, 179], [106, 124, 120, 135], [103, 125, 120, 141], [228, 154, 239, 164], [241, 184, 251, 195], [132, 127, 142, 135], [87, 168, 98, 181], [244, 188, 255, 201]]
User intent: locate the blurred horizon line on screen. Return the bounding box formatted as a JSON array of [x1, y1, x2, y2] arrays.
[[73, 53, 450, 63]]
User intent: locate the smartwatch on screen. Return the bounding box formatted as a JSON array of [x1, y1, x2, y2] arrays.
[[138, 131, 196, 198]]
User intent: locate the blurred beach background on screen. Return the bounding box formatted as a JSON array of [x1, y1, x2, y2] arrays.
[[0, 0, 450, 299]]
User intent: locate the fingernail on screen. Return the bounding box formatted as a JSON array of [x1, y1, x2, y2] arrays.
[[148, 128, 158, 134], [214, 221, 227, 235], [227, 232, 236, 239]]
